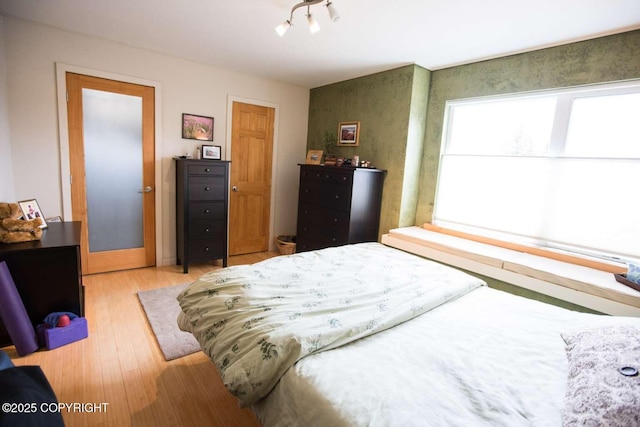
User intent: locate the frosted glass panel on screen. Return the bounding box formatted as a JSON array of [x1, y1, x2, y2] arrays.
[[83, 88, 143, 252]]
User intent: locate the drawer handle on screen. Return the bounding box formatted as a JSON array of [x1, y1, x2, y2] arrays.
[[333, 218, 338, 222], [205, 186, 211, 191], [204, 247, 210, 252], [204, 209, 210, 214], [205, 168, 211, 172], [331, 237, 337, 242], [204, 228, 210, 233], [342, 176, 347, 181], [335, 195, 339, 199]]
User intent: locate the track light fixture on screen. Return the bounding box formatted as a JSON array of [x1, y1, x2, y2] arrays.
[[275, 0, 339, 37]]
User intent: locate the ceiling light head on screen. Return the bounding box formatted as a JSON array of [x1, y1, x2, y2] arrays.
[[307, 13, 320, 34], [326, 1, 339, 21], [275, 20, 292, 37]]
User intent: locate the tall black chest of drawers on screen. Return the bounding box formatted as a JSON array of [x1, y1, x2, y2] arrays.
[[175, 159, 230, 273], [296, 164, 386, 253]]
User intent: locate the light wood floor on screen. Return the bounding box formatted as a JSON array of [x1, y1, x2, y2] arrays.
[[2, 252, 279, 427]]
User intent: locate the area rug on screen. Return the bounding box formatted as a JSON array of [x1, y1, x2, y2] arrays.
[[137, 283, 201, 361]]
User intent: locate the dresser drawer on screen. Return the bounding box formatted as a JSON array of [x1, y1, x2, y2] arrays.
[[188, 239, 225, 261], [188, 202, 225, 221], [297, 203, 350, 233], [188, 163, 226, 176], [296, 233, 348, 252], [188, 176, 226, 200], [299, 180, 352, 211], [300, 168, 353, 187], [188, 220, 225, 240]]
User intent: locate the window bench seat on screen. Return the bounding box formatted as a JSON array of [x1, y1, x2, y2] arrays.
[[381, 226, 640, 317]]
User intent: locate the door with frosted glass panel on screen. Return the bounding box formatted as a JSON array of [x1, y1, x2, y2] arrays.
[[66, 73, 155, 274]]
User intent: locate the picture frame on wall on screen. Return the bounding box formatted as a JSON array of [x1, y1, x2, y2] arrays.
[[338, 121, 360, 146], [202, 145, 222, 160], [18, 199, 47, 228], [182, 113, 214, 141]]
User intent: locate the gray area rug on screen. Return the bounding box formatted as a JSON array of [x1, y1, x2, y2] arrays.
[[137, 283, 201, 361]]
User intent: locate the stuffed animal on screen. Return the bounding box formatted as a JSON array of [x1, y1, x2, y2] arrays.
[[0, 202, 43, 243]]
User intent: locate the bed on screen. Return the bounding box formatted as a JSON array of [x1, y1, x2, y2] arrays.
[[177, 242, 640, 426]]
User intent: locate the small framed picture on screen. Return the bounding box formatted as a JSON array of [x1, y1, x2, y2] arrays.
[[46, 216, 63, 223], [305, 150, 323, 165], [202, 145, 222, 160], [338, 121, 360, 146], [18, 199, 47, 228], [182, 113, 214, 141]]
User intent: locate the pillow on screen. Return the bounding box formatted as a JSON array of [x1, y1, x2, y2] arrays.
[[561, 325, 640, 426]]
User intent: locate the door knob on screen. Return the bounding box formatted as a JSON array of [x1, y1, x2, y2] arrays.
[[232, 186, 239, 192], [138, 186, 153, 193]]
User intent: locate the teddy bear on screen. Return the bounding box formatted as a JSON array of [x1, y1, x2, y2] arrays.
[[0, 202, 43, 243]]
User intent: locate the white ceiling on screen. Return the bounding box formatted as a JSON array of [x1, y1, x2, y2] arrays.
[[1, 0, 639, 88]]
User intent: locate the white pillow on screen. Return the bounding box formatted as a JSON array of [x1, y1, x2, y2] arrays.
[[561, 325, 640, 426]]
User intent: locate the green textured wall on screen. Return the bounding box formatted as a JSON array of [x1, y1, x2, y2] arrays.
[[308, 64, 431, 236], [416, 29, 640, 224], [306, 30, 640, 312]]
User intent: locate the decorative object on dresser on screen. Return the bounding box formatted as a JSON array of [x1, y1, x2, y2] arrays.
[[0, 202, 43, 243], [17, 199, 47, 228], [296, 164, 385, 252], [305, 150, 323, 165], [175, 159, 230, 273], [201, 145, 222, 160], [0, 222, 84, 348]]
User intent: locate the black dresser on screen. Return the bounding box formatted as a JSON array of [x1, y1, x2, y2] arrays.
[[296, 164, 386, 253], [175, 159, 230, 273], [0, 222, 84, 347]]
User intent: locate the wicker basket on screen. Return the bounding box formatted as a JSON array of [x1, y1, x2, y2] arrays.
[[275, 235, 296, 255]]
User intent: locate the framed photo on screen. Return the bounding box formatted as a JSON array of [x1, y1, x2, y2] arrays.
[[202, 145, 222, 160], [46, 216, 63, 223], [338, 121, 360, 146], [182, 113, 214, 141], [306, 150, 323, 165], [18, 199, 47, 228]]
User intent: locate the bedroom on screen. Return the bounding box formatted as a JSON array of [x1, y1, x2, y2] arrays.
[[1, 0, 640, 425]]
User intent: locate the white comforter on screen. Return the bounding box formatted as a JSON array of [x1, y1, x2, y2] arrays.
[[251, 284, 640, 427], [177, 243, 485, 407]]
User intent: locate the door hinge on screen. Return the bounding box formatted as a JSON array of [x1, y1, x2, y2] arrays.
[[66, 91, 69, 102], [69, 174, 72, 185]]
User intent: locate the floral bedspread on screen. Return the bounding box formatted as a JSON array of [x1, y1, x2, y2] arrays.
[[177, 242, 485, 407]]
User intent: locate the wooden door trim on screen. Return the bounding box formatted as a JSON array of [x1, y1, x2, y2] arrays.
[[226, 95, 280, 251], [55, 63, 165, 266]]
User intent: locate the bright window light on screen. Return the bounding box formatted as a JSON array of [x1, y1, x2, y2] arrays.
[[434, 80, 640, 264]]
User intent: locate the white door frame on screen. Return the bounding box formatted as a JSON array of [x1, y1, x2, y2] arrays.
[[55, 63, 164, 265], [226, 95, 280, 251]]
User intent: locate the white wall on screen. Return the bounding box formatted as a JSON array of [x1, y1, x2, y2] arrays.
[[0, 16, 15, 202], [3, 16, 309, 264]]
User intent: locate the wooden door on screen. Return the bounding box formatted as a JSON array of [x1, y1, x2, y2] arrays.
[[229, 102, 275, 255], [66, 73, 156, 274]]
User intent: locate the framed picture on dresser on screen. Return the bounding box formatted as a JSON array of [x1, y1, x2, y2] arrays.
[[18, 199, 47, 228], [202, 145, 222, 160]]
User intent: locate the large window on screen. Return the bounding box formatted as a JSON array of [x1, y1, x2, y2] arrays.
[[434, 80, 640, 265]]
